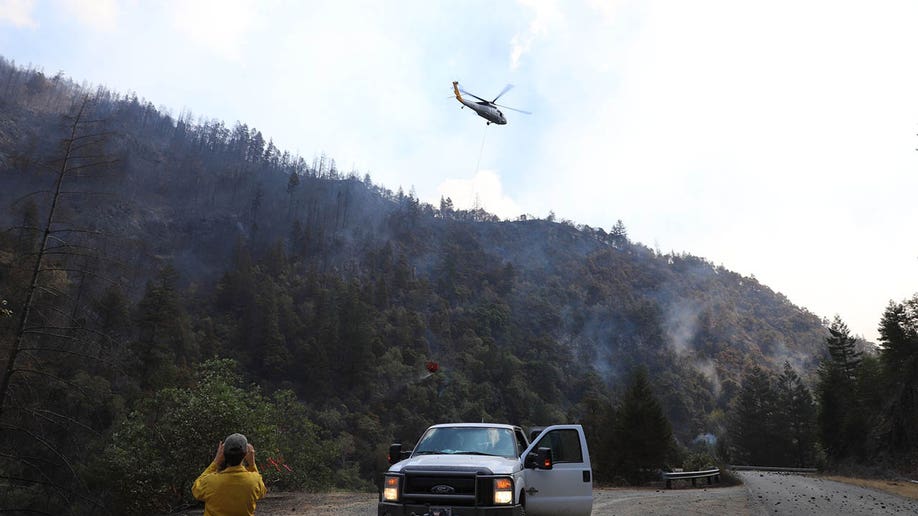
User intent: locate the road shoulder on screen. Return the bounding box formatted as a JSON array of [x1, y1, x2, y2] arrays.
[[821, 475, 918, 500]]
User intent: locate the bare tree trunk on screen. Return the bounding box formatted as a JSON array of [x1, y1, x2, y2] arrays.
[[0, 100, 86, 418]]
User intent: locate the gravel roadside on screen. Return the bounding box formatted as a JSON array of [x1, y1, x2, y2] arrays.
[[738, 470, 918, 515]]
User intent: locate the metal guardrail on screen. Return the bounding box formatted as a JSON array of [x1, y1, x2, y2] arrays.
[[728, 465, 817, 473], [661, 468, 720, 489]]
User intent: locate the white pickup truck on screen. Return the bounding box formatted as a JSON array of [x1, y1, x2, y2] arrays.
[[378, 423, 593, 516]]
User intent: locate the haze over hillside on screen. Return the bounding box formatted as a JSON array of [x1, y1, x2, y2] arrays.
[[0, 57, 828, 381], [0, 58, 835, 513], [6, 1, 916, 346]]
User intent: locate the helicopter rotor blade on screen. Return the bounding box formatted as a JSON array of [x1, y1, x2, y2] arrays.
[[457, 86, 490, 103], [492, 84, 514, 103], [494, 103, 532, 115]]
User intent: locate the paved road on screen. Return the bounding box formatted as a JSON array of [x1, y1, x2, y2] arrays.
[[739, 471, 918, 515], [177, 474, 918, 515], [241, 486, 751, 515], [591, 485, 749, 515]]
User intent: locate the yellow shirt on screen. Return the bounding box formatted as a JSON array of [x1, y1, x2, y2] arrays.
[[192, 461, 267, 516]]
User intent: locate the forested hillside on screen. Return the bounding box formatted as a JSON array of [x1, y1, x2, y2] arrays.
[[0, 57, 830, 514]]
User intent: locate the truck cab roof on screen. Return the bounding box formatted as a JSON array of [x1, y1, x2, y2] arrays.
[[427, 423, 522, 431]]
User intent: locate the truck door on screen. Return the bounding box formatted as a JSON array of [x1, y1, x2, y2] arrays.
[[520, 425, 592, 516]]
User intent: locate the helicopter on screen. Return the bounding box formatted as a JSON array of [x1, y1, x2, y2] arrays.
[[452, 81, 531, 125]]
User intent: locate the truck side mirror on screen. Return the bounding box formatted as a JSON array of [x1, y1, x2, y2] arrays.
[[388, 443, 402, 465], [524, 447, 553, 470]]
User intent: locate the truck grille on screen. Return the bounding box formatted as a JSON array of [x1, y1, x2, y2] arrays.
[[399, 466, 494, 506]]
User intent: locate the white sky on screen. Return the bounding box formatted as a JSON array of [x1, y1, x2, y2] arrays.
[[2, 0, 917, 341]]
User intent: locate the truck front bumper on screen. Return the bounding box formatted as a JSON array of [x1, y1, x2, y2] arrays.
[[378, 502, 524, 516]]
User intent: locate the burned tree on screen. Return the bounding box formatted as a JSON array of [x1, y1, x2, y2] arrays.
[[0, 98, 122, 514]]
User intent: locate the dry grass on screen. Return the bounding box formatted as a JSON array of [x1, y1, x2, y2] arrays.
[[823, 475, 918, 500]]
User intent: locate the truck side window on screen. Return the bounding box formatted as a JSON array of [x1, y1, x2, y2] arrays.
[[514, 429, 528, 456], [534, 429, 583, 463]]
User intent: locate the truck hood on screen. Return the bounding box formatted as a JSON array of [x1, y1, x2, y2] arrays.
[[389, 454, 521, 475]]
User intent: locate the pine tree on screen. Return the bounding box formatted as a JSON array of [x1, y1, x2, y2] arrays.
[[826, 315, 861, 381], [134, 265, 195, 389], [611, 367, 674, 484], [816, 316, 868, 459], [816, 363, 853, 458], [286, 171, 300, 217], [572, 373, 615, 481], [93, 284, 130, 338], [729, 366, 777, 465], [609, 219, 629, 247], [439, 196, 454, 217], [0, 98, 122, 513], [877, 295, 918, 453], [775, 362, 817, 467]]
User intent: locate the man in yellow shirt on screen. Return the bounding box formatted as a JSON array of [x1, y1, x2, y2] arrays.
[[192, 433, 267, 516]]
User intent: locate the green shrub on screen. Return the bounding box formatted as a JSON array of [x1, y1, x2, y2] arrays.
[[96, 359, 336, 514], [682, 451, 717, 471]]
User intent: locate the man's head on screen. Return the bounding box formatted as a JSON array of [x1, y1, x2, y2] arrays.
[[223, 433, 248, 466]]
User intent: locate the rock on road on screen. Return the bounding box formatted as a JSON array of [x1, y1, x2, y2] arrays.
[[739, 471, 918, 515]]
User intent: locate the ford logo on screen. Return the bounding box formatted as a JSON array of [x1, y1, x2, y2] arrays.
[[431, 485, 455, 494]]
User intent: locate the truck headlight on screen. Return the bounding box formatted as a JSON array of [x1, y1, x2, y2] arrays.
[[383, 476, 400, 502], [493, 477, 513, 505]]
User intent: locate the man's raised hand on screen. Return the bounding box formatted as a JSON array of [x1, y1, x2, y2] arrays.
[[213, 441, 225, 466]]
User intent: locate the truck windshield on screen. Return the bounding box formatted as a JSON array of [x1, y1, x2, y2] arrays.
[[414, 427, 517, 458]]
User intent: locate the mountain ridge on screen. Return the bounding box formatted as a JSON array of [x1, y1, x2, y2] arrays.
[[0, 55, 827, 446]]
